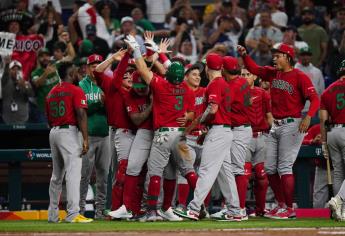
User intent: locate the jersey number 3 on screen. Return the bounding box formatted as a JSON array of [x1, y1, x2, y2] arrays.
[[174, 95, 184, 111], [336, 93, 345, 110], [50, 101, 66, 118]]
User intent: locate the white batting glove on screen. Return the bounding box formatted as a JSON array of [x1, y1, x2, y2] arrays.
[[124, 35, 140, 51], [144, 41, 159, 53]]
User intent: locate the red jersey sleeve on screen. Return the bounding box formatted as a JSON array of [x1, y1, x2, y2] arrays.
[[299, 72, 320, 117], [112, 53, 130, 90], [94, 71, 113, 93], [149, 74, 163, 91], [73, 87, 88, 109], [263, 91, 272, 113], [243, 55, 276, 82], [320, 92, 328, 110], [207, 79, 223, 104]]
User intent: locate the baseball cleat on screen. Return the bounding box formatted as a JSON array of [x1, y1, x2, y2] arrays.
[[270, 207, 296, 220], [240, 208, 248, 221], [210, 208, 227, 219], [174, 208, 199, 221], [264, 206, 282, 218], [158, 207, 183, 221], [138, 210, 159, 222], [216, 213, 242, 222], [70, 214, 93, 223], [108, 205, 133, 219], [329, 196, 343, 220]]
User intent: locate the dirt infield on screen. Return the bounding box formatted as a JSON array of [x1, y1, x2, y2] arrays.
[[2, 228, 345, 236]]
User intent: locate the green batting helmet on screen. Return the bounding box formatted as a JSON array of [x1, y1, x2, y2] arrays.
[[166, 62, 185, 85], [337, 60, 345, 78]]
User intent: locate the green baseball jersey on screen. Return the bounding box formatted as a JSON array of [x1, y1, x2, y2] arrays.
[[31, 67, 59, 112], [79, 76, 108, 137]]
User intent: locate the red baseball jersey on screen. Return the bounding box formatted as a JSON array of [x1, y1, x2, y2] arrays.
[[227, 76, 251, 127], [46, 82, 87, 126], [150, 76, 195, 130], [247, 87, 272, 132], [320, 79, 345, 124], [205, 77, 232, 126], [94, 53, 135, 130], [302, 124, 321, 145], [125, 90, 153, 130], [243, 55, 320, 119], [187, 87, 206, 131]]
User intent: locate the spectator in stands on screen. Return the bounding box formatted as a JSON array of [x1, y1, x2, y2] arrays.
[[67, 0, 84, 45], [230, 0, 248, 27], [280, 25, 308, 54], [298, 7, 328, 68], [1, 60, 34, 124], [85, 24, 109, 59], [291, 0, 327, 28], [302, 124, 332, 208], [114, 17, 145, 53], [78, 0, 112, 47], [165, 0, 198, 31], [327, 30, 345, 82], [295, 46, 324, 115], [97, 0, 121, 37], [207, 15, 241, 56], [253, 0, 288, 28], [145, 0, 171, 29], [28, 0, 62, 19], [329, 7, 345, 49], [52, 40, 75, 63], [250, 37, 273, 66], [131, 8, 156, 32], [38, 9, 61, 53], [31, 48, 59, 123], [245, 9, 283, 52]]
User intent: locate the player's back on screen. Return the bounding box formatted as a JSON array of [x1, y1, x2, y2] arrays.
[[321, 79, 345, 124]]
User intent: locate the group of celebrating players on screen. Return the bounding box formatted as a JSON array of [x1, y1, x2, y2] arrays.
[[45, 31, 345, 223]]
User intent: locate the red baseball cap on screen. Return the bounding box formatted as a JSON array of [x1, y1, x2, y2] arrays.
[[223, 56, 239, 71], [206, 53, 223, 70], [87, 54, 103, 65], [271, 43, 295, 59], [132, 71, 147, 89]]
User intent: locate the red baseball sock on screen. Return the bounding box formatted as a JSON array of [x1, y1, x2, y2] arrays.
[[111, 159, 128, 210], [147, 175, 161, 210], [185, 172, 198, 190], [177, 184, 190, 207], [267, 173, 285, 207], [162, 179, 176, 211], [254, 163, 268, 213], [235, 175, 249, 209], [132, 167, 147, 214], [123, 175, 139, 212], [281, 174, 295, 208]]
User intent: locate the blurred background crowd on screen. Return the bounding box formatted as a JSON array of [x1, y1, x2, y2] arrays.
[[0, 0, 344, 125]]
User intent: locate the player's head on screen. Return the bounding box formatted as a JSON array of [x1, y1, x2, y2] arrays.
[[166, 61, 185, 85], [241, 68, 257, 87], [271, 43, 295, 70], [337, 59, 345, 79], [57, 61, 78, 83], [132, 71, 149, 96], [122, 66, 135, 90], [86, 54, 103, 78], [184, 63, 203, 88], [53, 41, 67, 61], [222, 56, 240, 79], [299, 46, 312, 67], [205, 53, 223, 79]]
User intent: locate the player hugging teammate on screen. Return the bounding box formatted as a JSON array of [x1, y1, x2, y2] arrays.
[[46, 31, 321, 222]]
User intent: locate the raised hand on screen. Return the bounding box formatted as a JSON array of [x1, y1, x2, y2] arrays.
[[159, 38, 172, 54], [124, 35, 140, 51], [237, 45, 248, 57], [144, 31, 154, 44], [111, 48, 127, 62]]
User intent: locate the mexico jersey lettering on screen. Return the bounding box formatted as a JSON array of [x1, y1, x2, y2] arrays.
[[126, 91, 153, 130], [150, 76, 195, 130], [320, 79, 345, 124], [46, 82, 87, 126]]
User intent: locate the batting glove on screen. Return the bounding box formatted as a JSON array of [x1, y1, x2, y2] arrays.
[[144, 41, 159, 53], [124, 35, 140, 51]]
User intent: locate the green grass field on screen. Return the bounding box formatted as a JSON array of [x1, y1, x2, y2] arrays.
[[1, 218, 345, 232]]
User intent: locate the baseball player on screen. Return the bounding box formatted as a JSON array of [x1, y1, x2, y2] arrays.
[[93, 49, 137, 211], [321, 60, 345, 220], [238, 43, 320, 219], [173, 63, 208, 214], [107, 71, 153, 219], [125, 35, 196, 222], [78, 54, 111, 219], [242, 68, 272, 217], [46, 61, 92, 223], [175, 53, 241, 221], [219, 56, 252, 220]]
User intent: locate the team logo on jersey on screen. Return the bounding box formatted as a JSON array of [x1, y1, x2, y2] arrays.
[[81, 99, 86, 105], [271, 79, 294, 95], [195, 97, 204, 105]]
